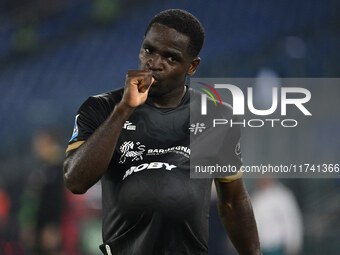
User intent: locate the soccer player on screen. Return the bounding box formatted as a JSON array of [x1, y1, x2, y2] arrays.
[[64, 9, 261, 255]]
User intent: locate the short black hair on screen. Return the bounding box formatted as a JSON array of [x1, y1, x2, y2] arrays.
[[145, 9, 205, 58]]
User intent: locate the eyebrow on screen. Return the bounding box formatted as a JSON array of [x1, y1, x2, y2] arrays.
[[142, 43, 155, 51], [143, 42, 184, 61], [164, 51, 182, 61]]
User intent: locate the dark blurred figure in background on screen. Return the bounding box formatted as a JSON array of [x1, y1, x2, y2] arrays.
[[251, 179, 303, 255], [19, 129, 65, 255]]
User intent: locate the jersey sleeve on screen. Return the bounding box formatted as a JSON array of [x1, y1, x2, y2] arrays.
[[66, 96, 108, 152], [215, 115, 243, 183]]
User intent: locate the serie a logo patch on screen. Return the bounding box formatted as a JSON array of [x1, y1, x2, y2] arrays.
[[69, 114, 79, 141]]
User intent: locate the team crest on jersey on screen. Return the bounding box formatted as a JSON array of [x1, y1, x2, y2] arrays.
[[69, 114, 80, 141], [189, 122, 206, 135], [119, 141, 145, 164]]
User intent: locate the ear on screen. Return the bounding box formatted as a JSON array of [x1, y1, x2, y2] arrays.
[[186, 57, 201, 76]]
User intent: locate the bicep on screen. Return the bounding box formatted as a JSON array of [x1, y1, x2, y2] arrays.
[[64, 139, 87, 165]]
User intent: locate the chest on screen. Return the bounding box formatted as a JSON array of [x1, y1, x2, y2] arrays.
[[110, 105, 207, 217]]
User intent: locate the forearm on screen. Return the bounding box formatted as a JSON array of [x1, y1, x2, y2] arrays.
[[218, 194, 261, 254], [63, 102, 134, 194], [215, 179, 261, 254]]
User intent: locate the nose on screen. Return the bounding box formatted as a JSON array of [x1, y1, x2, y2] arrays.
[[146, 54, 163, 71]]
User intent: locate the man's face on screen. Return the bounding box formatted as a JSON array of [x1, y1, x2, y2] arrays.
[[138, 23, 198, 97]]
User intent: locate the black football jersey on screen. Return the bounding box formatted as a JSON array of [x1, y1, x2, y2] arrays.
[[67, 87, 242, 255]]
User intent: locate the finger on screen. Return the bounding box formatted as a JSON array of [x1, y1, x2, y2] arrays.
[[127, 70, 152, 77], [126, 71, 151, 85], [138, 76, 154, 93]]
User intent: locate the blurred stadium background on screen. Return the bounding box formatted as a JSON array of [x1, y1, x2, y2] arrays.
[[0, 0, 339, 254]]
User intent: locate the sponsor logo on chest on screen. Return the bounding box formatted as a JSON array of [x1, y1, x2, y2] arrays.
[[123, 162, 177, 180], [146, 146, 190, 158]]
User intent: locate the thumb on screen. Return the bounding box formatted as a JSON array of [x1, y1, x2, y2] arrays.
[[139, 77, 155, 93]]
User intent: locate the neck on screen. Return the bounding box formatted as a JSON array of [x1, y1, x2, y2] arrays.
[[148, 86, 187, 108]]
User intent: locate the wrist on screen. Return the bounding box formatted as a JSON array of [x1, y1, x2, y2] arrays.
[[118, 100, 135, 110], [115, 101, 136, 118]]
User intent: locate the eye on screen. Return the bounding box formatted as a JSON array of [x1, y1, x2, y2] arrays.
[[167, 56, 177, 62], [144, 48, 150, 54]]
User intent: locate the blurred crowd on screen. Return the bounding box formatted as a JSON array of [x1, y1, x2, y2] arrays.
[[0, 129, 102, 255]]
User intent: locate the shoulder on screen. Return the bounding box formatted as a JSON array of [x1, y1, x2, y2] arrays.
[[87, 87, 124, 105], [80, 87, 124, 112]]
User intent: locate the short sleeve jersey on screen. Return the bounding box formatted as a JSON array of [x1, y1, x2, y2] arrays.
[[67, 87, 242, 255]]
